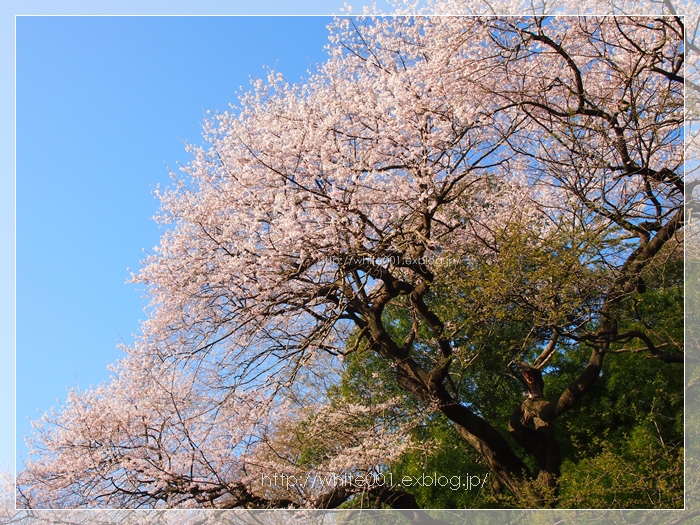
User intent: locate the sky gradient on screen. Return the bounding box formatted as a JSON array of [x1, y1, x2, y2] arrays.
[[9, 1, 394, 476]]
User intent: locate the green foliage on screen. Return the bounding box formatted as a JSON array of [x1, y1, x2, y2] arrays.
[[558, 428, 683, 508], [433, 216, 609, 335], [337, 345, 504, 508], [390, 414, 496, 508], [553, 347, 684, 508], [332, 231, 683, 509], [543, 250, 684, 508]]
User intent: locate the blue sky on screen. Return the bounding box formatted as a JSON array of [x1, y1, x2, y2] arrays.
[[8, 1, 396, 476]]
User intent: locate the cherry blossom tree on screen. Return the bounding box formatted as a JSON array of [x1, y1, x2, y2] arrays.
[[18, 9, 685, 510], [18, 349, 423, 509]]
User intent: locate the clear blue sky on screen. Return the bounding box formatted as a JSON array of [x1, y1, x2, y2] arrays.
[[8, 1, 395, 476]]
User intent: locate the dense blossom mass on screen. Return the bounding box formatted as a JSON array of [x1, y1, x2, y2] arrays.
[[18, 6, 686, 510]]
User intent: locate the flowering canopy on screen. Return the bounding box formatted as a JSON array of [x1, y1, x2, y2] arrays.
[[19, 11, 685, 509]]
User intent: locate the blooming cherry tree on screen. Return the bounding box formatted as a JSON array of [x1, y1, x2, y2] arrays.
[[18, 9, 685, 509]]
